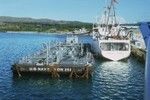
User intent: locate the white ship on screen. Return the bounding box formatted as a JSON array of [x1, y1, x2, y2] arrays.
[[92, 0, 131, 61]]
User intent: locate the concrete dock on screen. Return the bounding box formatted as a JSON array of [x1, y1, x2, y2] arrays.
[[131, 44, 146, 62]]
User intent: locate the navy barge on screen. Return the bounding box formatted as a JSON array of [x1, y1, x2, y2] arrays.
[[12, 35, 94, 79]]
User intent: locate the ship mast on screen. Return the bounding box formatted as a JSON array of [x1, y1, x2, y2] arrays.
[[105, 0, 118, 34]]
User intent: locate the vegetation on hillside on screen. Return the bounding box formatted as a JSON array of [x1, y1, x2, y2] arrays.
[[0, 16, 92, 33]]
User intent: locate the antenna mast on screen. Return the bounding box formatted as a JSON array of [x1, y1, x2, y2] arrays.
[[105, 0, 118, 33]]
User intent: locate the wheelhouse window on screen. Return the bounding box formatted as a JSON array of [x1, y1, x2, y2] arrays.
[[100, 43, 129, 51]]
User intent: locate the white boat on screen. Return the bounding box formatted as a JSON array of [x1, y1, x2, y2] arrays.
[[92, 0, 131, 61]]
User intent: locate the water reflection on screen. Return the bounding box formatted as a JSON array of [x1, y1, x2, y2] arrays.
[[92, 58, 144, 100], [0, 33, 145, 100], [12, 75, 93, 100]]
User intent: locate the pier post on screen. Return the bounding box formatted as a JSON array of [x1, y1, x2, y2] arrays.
[[139, 22, 150, 100], [15, 65, 22, 77], [81, 64, 91, 79], [69, 68, 79, 79], [50, 63, 60, 78]]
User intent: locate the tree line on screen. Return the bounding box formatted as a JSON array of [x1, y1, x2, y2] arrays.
[[0, 22, 92, 33]]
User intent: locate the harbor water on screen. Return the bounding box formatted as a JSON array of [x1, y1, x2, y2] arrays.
[[0, 32, 144, 100]]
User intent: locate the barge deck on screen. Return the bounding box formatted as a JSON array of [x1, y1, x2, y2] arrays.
[[12, 35, 94, 79]]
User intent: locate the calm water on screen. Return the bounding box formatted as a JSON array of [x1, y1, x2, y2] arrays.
[[0, 32, 145, 100]]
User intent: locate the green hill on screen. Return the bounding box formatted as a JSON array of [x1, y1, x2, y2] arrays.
[[0, 16, 92, 33]]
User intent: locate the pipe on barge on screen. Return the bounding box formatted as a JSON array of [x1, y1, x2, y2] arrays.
[[139, 22, 150, 100]]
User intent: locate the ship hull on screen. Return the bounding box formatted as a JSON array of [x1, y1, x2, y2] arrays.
[[91, 39, 131, 61]]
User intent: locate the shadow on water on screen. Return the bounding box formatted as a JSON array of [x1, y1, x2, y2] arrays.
[[11, 74, 93, 100]]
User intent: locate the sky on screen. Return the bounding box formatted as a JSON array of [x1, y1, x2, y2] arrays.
[[0, 0, 150, 23]]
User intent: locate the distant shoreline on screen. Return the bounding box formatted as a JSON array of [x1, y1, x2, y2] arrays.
[[6, 31, 68, 34], [0, 16, 92, 34], [0, 31, 91, 36]]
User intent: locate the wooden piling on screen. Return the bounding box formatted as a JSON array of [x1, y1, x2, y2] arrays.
[[15, 65, 22, 77], [50, 63, 60, 78], [81, 64, 91, 79], [69, 68, 79, 79]]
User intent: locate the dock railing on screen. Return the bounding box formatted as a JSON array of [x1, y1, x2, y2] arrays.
[[139, 22, 150, 100]]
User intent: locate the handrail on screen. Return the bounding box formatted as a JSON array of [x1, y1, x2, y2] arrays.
[[139, 22, 150, 100]]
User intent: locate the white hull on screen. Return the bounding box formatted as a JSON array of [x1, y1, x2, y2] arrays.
[[101, 51, 130, 61], [100, 40, 131, 61], [91, 39, 131, 61]]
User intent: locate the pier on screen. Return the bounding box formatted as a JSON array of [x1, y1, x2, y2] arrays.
[[131, 44, 146, 62], [127, 24, 146, 62]]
